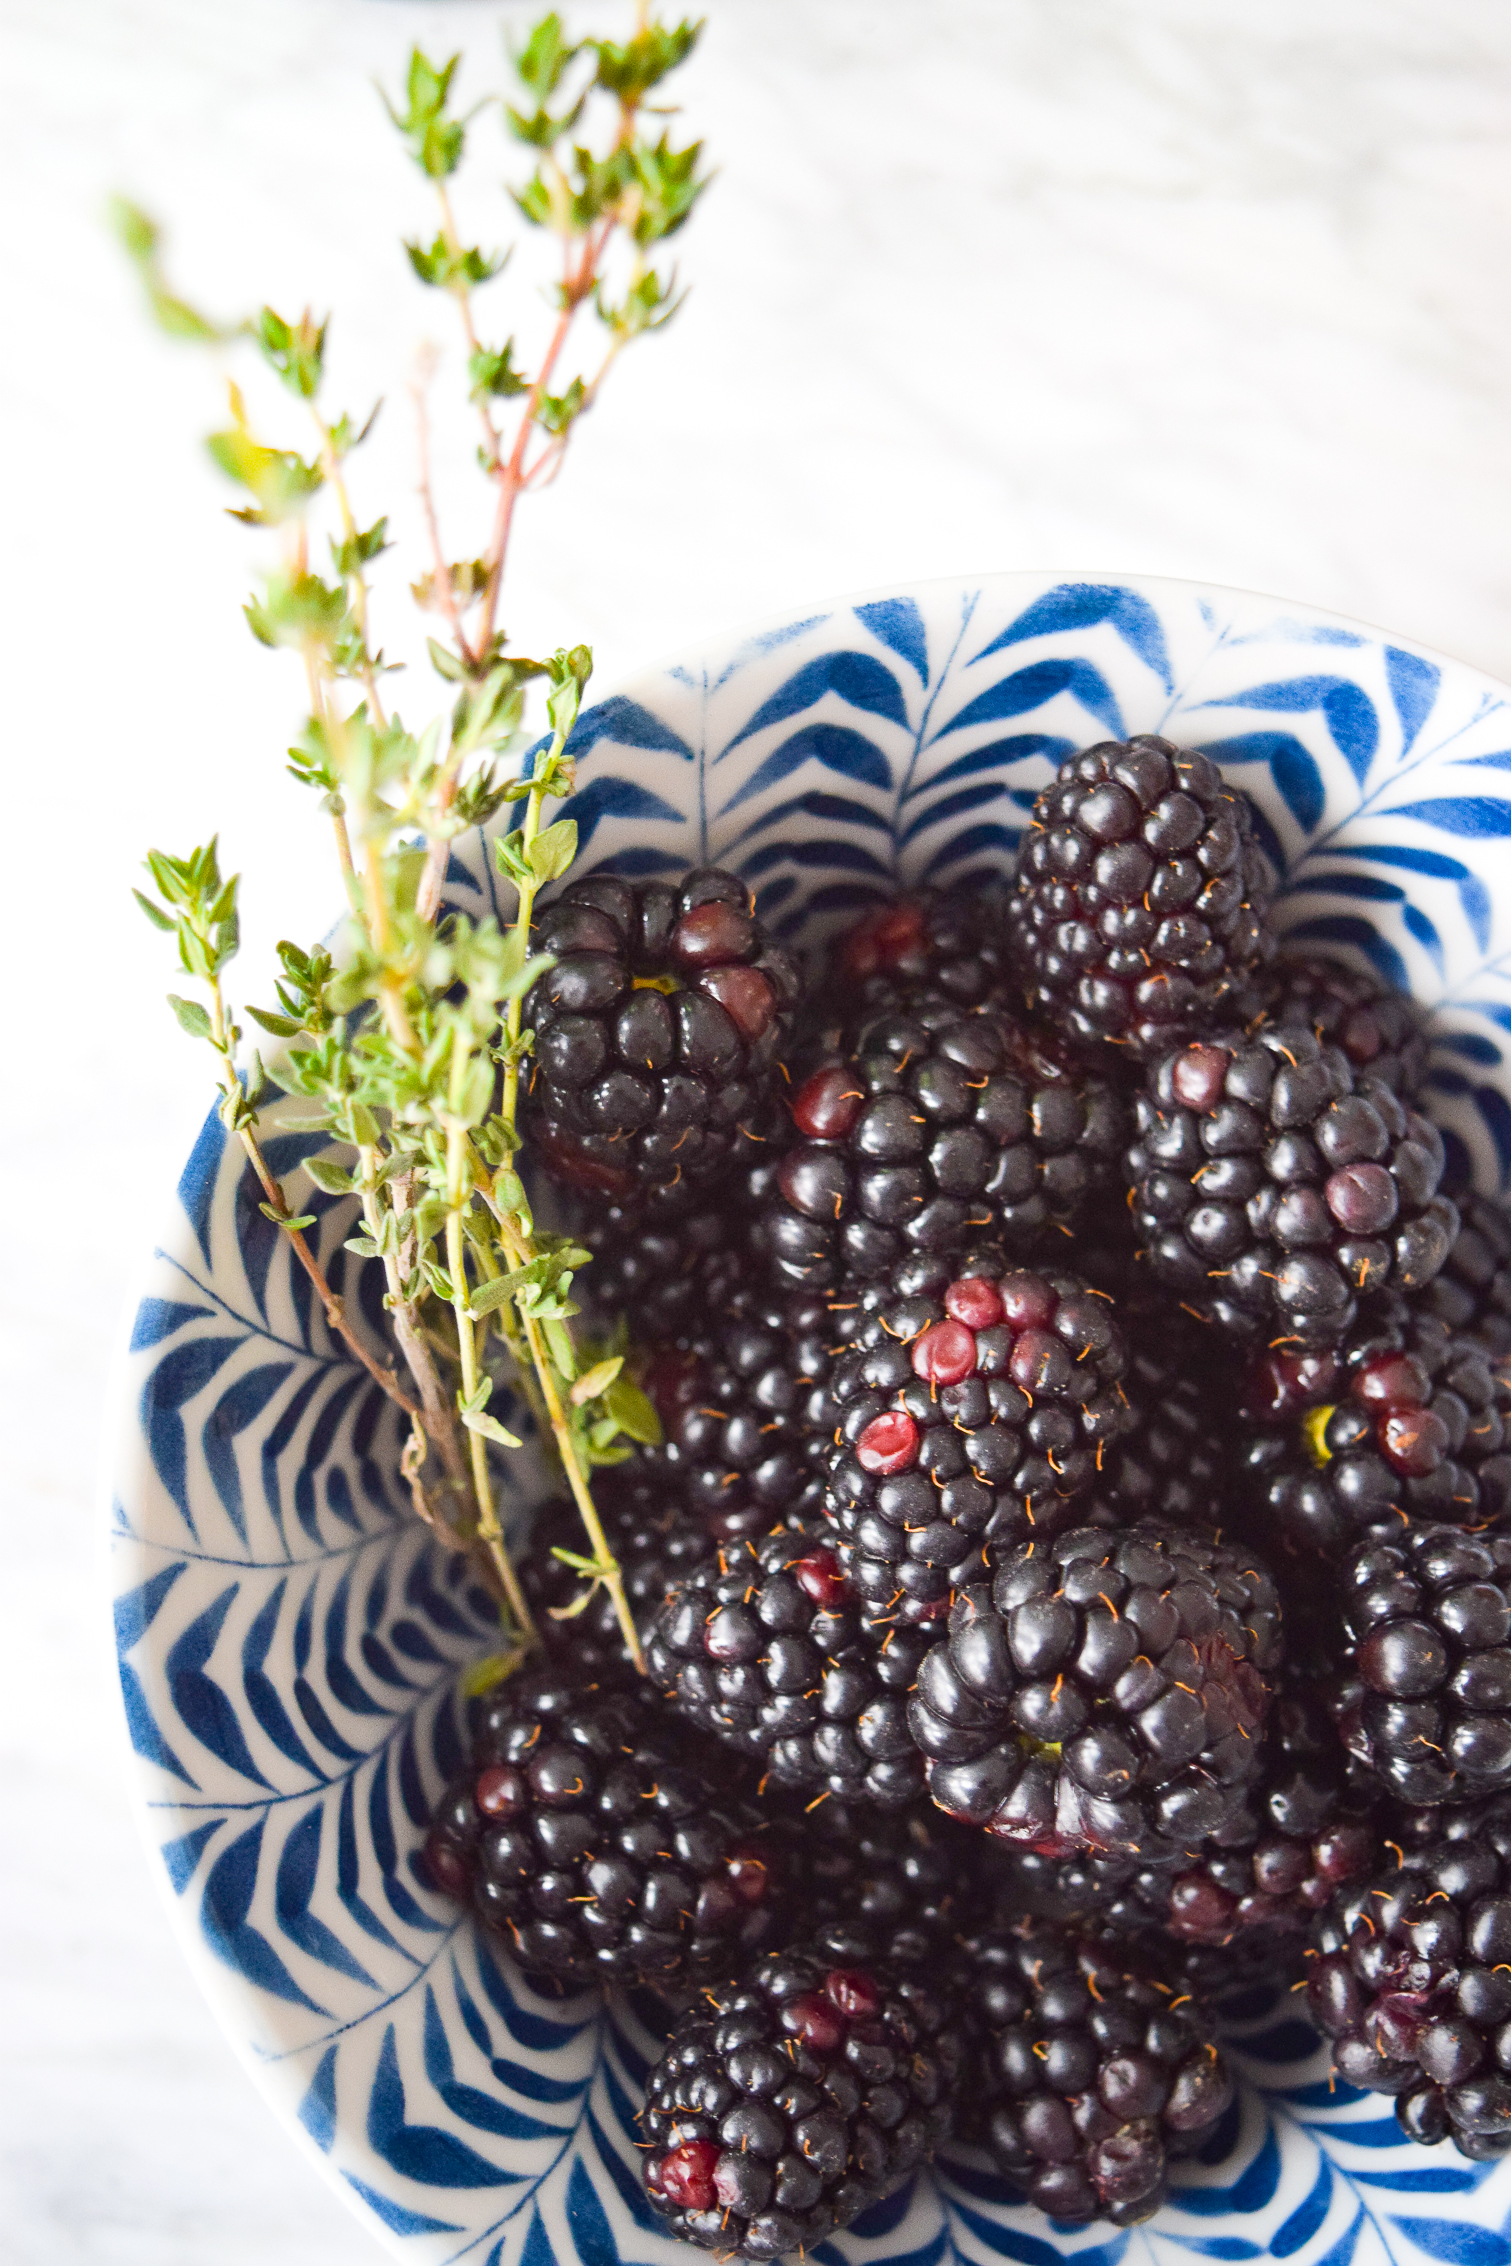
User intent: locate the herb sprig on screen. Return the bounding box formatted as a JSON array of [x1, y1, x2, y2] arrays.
[[122, 7, 706, 1677]]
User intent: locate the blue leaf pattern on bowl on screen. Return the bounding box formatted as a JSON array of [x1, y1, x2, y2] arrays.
[[111, 574, 1511, 2261]]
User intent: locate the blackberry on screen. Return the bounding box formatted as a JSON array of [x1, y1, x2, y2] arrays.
[[907, 1521, 1282, 1857], [1335, 1522, 1511, 1806], [640, 1936, 961, 2255], [824, 1254, 1133, 1625], [1098, 1300, 1230, 1526], [1238, 1315, 1511, 1556], [965, 1921, 1234, 2224], [525, 868, 799, 1203], [983, 1670, 1378, 1959], [1424, 1192, 1511, 1359], [518, 1478, 718, 1683], [825, 888, 1014, 1019], [1249, 951, 1428, 1099], [646, 1522, 928, 1807], [1310, 1799, 1511, 2157], [422, 1673, 786, 1990], [758, 998, 1128, 1290], [788, 1797, 981, 1965], [1007, 734, 1275, 1060], [1127, 1024, 1457, 1346], [638, 1285, 839, 1532], [574, 1195, 753, 1345]]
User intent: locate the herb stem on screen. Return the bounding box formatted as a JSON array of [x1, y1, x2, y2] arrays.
[[443, 1091, 535, 1640], [492, 1206, 644, 1673]]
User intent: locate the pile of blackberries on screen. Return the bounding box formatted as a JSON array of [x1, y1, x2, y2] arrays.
[[420, 737, 1511, 2256]]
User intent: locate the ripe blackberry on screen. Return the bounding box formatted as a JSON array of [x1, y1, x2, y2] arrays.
[[640, 1937, 961, 2255], [638, 1285, 839, 1532], [1310, 1799, 1511, 2157], [1098, 1300, 1230, 1526], [574, 1196, 753, 1345], [1238, 1315, 1511, 1556], [787, 1798, 981, 1965], [1335, 1522, 1511, 1806], [646, 1522, 928, 1807], [965, 1921, 1234, 2224], [1249, 951, 1428, 1100], [983, 1670, 1378, 1959], [1007, 734, 1275, 1060], [1424, 1192, 1511, 1359], [525, 868, 799, 1202], [519, 1478, 718, 1683], [825, 888, 1013, 1018], [758, 999, 1128, 1290], [824, 1254, 1133, 1625], [1128, 1024, 1457, 1346], [422, 1673, 786, 1990], [908, 1521, 1281, 1857]]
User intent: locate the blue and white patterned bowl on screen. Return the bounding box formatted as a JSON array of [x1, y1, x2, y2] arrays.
[[111, 573, 1511, 2266]]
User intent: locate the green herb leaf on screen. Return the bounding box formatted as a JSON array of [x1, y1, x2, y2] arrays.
[[527, 817, 577, 881], [166, 992, 213, 1039]]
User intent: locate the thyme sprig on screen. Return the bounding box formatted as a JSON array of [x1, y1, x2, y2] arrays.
[[123, 8, 706, 1672]]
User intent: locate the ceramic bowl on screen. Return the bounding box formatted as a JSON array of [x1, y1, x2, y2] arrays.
[[110, 571, 1511, 2266]]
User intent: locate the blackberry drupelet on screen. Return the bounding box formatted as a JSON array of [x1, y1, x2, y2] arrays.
[[964, 1921, 1234, 2224], [1097, 1299, 1230, 1526], [518, 1478, 719, 1683], [1007, 734, 1275, 1060], [646, 1522, 928, 1807], [758, 997, 1128, 1290], [787, 1797, 980, 1965], [1249, 951, 1428, 1100], [1237, 1315, 1511, 1556], [574, 1195, 753, 1345], [982, 1670, 1379, 1963], [422, 1673, 786, 1990], [524, 868, 799, 1202], [1127, 1023, 1457, 1346], [1424, 1192, 1511, 1359], [824, 1253, 1132, 1625], [825, 888, 1014, 1018], [639, 1285, 839, 1532], [1335, 1522, 1511, 1806], [908, 1521, 1282, 1857], [640, 1936, 962, 2256], [1310, 1799, 1511, 2157]]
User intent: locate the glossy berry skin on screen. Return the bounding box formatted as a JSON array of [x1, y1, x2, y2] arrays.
[[828, 887, 1014, 1017], [422, 1675, 785, 1990], [983, 1672, 1380, 1964], [1128, 1023, 1457, 1347], [1007, 734, 1275, 1059], [1335, 1524, 1511, 1807], [518, 1477, 720, 1686], [574, 1194, 753, 1345], [823, 1254, 1132, 1624], [639, 1286, 840, 1532], [1424, 1192, 1511, 1360], [646, 1523, 929, 1806], [1311, 1800, 1511, 2158], [1238, 1312, 1511, 1556], [1097, 1301, 1231, 1526], [1249, 951, 1428, 1100], [785, 1799, 980, 1967], [640, 1937, 962, 2257], [759, 997, 1128, 1289], [964, 1922, 1234, 2224], [908, 1522, 1282, 1859], [524, 868, 799, 1202]]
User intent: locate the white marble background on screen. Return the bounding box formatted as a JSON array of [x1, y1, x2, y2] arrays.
[[5, 0, 1511, 2256]]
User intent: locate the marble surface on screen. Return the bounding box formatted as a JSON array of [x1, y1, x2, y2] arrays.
[[6, 0, 1511, 2257]]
